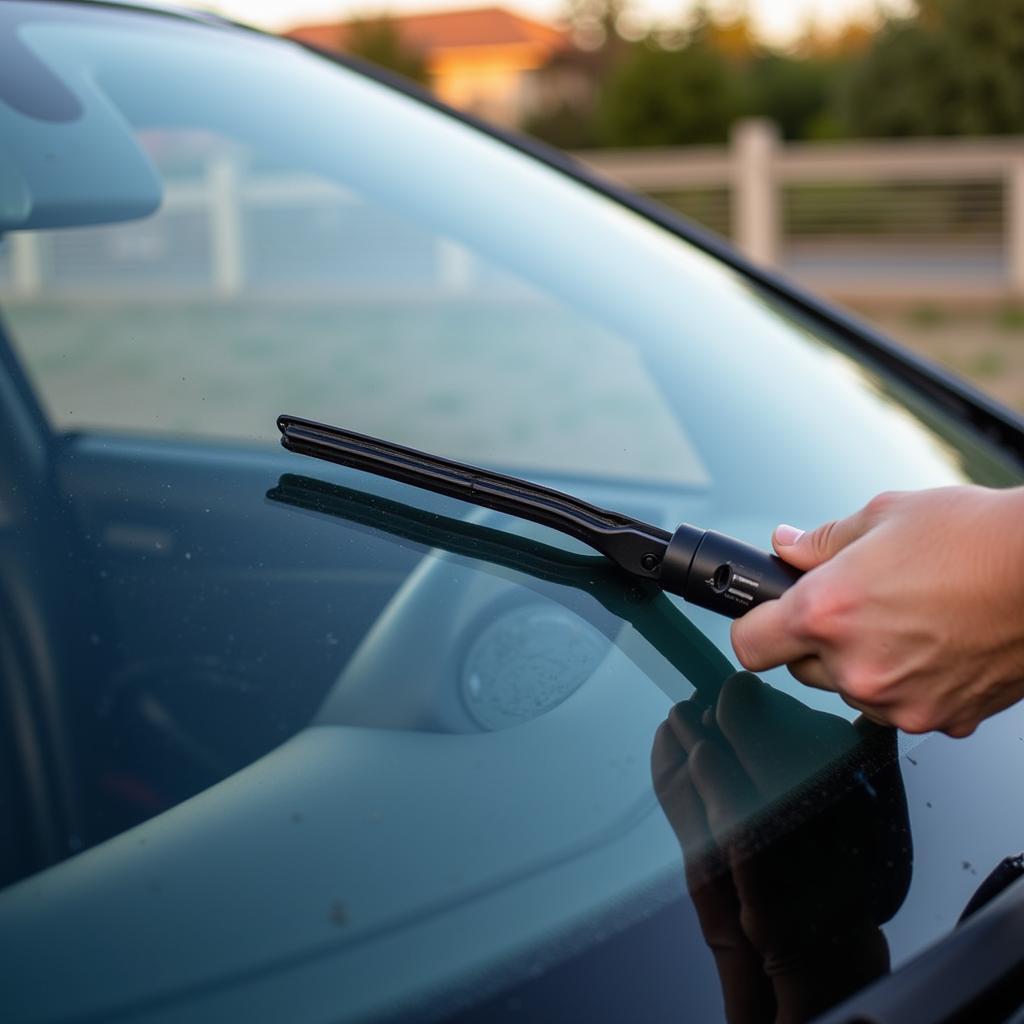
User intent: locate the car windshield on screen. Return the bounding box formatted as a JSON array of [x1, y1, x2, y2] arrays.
[[1, 4, 1023, 1023]]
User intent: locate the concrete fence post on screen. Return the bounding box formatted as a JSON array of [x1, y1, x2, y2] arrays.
[[208, 156, 244, 297], [1007, 159, 1024, 297], [9, 232, 42, 297], [731, 118, 779, 266]]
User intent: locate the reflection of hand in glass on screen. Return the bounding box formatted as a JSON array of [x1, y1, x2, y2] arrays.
[[651, 672, 911, 1024]]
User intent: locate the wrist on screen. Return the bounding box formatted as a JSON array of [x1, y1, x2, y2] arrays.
[[994, 485, 1024, 566], [986, 487, 1024, 640]]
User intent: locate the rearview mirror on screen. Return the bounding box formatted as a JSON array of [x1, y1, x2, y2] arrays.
[[0, 36, 162, 231]]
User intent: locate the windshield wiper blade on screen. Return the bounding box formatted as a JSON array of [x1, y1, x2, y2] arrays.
[[277, 414, 801, 619], [277, 414, 669, 568]]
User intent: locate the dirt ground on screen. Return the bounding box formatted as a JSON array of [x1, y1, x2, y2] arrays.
[[852, 304, 1024, 414]]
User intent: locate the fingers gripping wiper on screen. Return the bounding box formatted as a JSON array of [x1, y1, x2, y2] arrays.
[[277, 415, 801, 619]]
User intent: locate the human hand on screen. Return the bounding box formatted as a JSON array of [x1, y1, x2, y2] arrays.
[[651, 673, 909, 1024], [730, 486, 1024, 736]]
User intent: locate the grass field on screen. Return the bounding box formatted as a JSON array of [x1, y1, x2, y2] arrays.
[[5, 296, 1021, 473], [2, 298, 707, 486], [855, 304, 1024, 414]]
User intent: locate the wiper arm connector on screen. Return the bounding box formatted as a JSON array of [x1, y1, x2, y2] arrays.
[[277, 414, 801, 619]]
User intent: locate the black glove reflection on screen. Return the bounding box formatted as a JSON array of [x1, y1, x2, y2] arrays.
[[651, 672, 911, 1024]]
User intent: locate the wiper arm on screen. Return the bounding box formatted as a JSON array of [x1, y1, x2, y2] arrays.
[[277, 415, 669, 571], [267, 473, 733, 702], [277, 415, 801, 619]]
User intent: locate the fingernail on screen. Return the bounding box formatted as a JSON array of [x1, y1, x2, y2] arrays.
[[775, 524, 804, 546]]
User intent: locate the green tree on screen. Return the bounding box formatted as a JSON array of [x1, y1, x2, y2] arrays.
[[744, 52, 841, 141], [344, 17, 428, 85], [594, 32, 742, 145], [564, 0, 629, 50], [844, 0, 1024, 137], [522, 0, 633, 149], [590, 7, 848, 147], [522, 98, 602, 149]]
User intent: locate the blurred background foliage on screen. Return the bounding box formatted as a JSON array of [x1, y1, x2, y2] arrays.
[[344, 0, 1024, 148], [541, 0, 1024, 147], [584, 0, 1020, 145], [338, 15, 430, 83]]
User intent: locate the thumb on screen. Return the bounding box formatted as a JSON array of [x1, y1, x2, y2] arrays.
[[771, 502, 878, 572]]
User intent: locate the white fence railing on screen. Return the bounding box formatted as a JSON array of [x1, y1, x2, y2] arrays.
[[5, 123, 1024, 303], [580, 119, 1024, 301]]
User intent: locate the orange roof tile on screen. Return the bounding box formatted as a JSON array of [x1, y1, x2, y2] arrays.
[[286, 6, 567, 56]]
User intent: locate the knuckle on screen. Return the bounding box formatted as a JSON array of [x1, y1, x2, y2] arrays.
[[807, 519, 839, 559], [730, 622, 760, 670], [738, 905, 766, 948], [796, 578, 853, 641], [841, 666, 883, 703], [943, 720, 976, 739], [785, 584, 815, 634], [891, 705, 939, 735], [865, 490, 901, 521]]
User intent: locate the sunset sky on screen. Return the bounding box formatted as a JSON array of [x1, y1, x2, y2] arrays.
[[204, 0, 910, 44]]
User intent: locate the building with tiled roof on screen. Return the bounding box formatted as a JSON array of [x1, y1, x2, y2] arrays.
[[286, 6, 568, 127]]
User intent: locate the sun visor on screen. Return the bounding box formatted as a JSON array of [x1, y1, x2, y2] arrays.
[[0, 35, 162, 231]]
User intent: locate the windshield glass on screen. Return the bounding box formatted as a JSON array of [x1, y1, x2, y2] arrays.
[[1, 5, 1022, 1024]]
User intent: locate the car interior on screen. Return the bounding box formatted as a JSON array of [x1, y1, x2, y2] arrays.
[[5, 6, 1024, 1022]]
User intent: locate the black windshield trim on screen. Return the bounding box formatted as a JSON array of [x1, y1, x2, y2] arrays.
[[815, 871, 1024, 1023]]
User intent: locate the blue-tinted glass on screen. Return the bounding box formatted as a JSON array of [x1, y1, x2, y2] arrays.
[[0, 5, 1021, 1024]]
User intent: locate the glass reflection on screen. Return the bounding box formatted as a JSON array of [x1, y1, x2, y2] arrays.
[[267, 472, 735, 706], [652, 672, 911, 1023], [268, 473, 921, 1024]]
